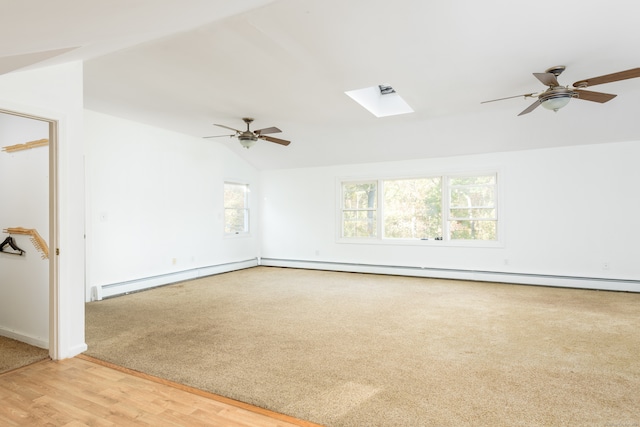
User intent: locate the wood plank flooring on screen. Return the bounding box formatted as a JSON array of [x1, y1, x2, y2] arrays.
[[0, 355, 323, 427]]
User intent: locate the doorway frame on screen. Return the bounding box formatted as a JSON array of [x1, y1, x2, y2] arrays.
[[0, 107, 59, 360]]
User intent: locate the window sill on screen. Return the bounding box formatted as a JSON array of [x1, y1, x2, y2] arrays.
[[224, 232, 252, 239]]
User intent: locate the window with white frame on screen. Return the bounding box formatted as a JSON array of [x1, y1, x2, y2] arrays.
[[340, 173, 498, 242], [447, 175, 497, 240], [383, 177, 442, 239], [224, 182, 249, 234], [342, 181, 377, 238]]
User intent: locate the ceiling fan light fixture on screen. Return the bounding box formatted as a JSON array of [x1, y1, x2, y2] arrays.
[[540, 92, 572, 112], [238, 135, 258, 149]]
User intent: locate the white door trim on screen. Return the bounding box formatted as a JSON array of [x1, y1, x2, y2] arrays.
[[0, 107, 60, 359]]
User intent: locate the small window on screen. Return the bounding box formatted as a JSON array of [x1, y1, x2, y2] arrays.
[[224, 182, 249, 234], [342, 181, 377, 238], [447, 175, 497, 240]]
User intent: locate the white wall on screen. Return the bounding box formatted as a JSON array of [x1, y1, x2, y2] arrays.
[[0, 114, 49, 347], [0, 60, 634, 363], [84, 110, 260, 300], [0, 61, 86, 359], [260, 140, 640, 292]]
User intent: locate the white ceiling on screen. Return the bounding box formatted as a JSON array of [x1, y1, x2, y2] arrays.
[[3, 0, 640, 169]]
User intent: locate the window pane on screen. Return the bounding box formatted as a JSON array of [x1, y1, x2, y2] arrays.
[[342, 181, 377, 238], [450, 175, 495, 186], [449, 220, 496, 240], [224, 182, 248, 234], [449, 208, 496, 219], [224, 183, 246, 209], [343, 182, 377, 209], [450, 186, 495, 208], [448, 174, 497, 240], [343, 210, 377, 238], [224, 208, 247, 233], [383, 177, 442, 239]]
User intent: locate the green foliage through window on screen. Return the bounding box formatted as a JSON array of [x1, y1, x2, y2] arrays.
[[383, 177, 442, 239], [341, 173, 497, 241], [342, 182, 377, 238], [224, 182, 249, 234], [447, 175, 496, 240]]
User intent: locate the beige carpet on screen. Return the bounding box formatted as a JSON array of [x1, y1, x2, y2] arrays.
[[0, 336, 49, 374], [85, 267, 640, 427]]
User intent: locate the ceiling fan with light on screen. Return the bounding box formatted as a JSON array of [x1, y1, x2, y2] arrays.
[[204, 117, 291, 149], [482, 66, 640, 116]]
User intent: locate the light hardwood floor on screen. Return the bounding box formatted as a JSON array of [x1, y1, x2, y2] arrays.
[[0, 355, 323, 427]]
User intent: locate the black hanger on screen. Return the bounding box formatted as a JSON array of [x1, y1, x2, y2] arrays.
[[0, 235, 25, 256]]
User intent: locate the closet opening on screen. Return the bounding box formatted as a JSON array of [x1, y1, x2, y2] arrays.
[[0, 108, 59, 361]]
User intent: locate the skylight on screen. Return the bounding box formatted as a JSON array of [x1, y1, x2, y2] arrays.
[[345, 84, 414, 117]]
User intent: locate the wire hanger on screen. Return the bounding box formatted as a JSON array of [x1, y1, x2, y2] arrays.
[[0, 235, 25, 256]]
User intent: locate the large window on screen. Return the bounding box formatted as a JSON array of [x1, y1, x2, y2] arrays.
[[383, 177, 442, 239], [224, 182, 249, 234], [340, 173, 498, 243]]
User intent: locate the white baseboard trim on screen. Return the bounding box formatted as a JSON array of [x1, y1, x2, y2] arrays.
[[91, 258, 258, 301], [260, 258, 640, 293], [0, 327, 48, 349], [60, 343, 88, 360]]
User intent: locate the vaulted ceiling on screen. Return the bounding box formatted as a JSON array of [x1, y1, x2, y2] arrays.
[[3, 0, 640, 169]]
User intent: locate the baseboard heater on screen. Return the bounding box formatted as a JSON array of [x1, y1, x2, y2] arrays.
[[259, 258, 640, 293], [91, 258, 258, 301]]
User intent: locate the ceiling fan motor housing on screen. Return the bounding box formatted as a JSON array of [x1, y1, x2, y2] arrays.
[[545, 65, 566, 77]]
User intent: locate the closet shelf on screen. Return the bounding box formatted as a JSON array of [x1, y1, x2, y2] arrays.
[[2, 227, 49, 259], [2, 138, 49, 153]]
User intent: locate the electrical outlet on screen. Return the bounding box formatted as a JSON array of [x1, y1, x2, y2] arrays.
[[172, 258, 177, 265], [602, 262, 610, 270]]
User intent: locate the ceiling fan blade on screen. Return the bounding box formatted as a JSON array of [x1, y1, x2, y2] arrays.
[[574, 89, 617, 103], [260, 135, 291, 146], [517, 99, 541, 116], [573, 68, 640, 88], [213, 123, 242, 133], [254, 126, 281, 135], [481, 93, 536, 104], [203, 134, 234, 139], [534, 72, 559, 87]]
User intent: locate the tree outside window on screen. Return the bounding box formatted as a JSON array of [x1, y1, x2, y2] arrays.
[[224, 182, 249, 234], [340, 173, 497, 242], [383, 177, 442, 239], [342, 181, 377, 238], [448, 175, 496, 240]]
